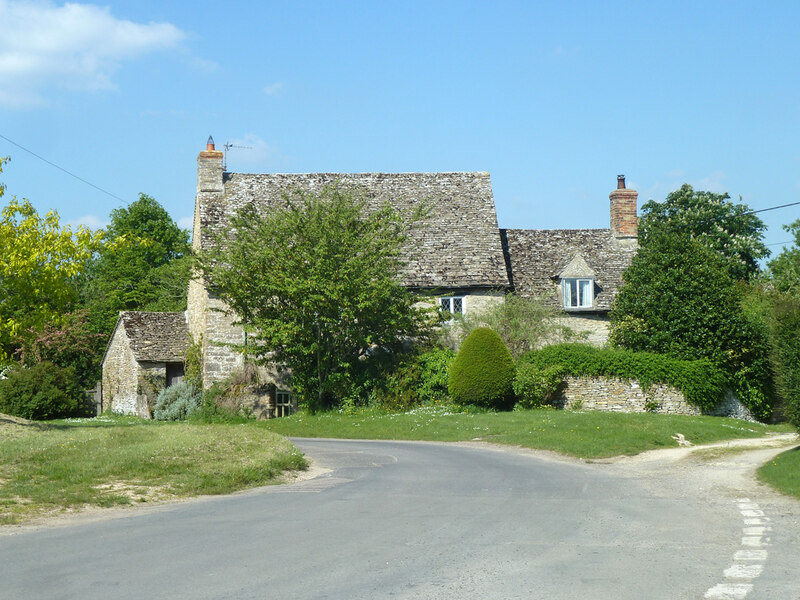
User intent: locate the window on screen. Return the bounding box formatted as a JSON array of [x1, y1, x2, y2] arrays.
[[563, 278, 593, 309], [165, 363, 184, 387], [275, 390, 295, 418], [439, 296, 464, 318]]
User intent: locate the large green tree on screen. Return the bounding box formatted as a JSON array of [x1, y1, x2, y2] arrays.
[[0, 158, 103, 363], [639, 184, 769, 281], [767, 219, 800, 296], [80, 194, 191, 335], [610, 230, 773, 419], [199, 184, 436, 410]]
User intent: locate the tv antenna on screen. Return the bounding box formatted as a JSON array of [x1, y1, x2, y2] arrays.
[[223, 141, 253, 171]]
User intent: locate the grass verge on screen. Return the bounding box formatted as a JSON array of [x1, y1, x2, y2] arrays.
[[262, 406, 792, 459], [0, 415, 307, 525], [757, 446, 800, 499]]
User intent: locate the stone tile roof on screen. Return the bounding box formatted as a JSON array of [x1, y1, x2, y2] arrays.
[[199, 172, 510, 289], [500, 228, 637, 311], [119, 312, 190, 362]]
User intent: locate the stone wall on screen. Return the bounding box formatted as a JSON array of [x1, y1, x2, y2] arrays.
[[555, 375, 756, 421], [200, 294, 245, 387], [557, 376, 701, 416], [102, 323, 139, 415], [551, 313, 610, 347], [462, 290, 505, 314]]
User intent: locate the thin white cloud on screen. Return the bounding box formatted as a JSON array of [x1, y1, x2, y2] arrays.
[[177, 216, 193, 231], [647, 169, 728, 202], [0, 0, 185, 108], [263, 82, 284, 96], [223, 133, 279, 169], [67, 214, 107, 230], [692, 170, 727, 194]]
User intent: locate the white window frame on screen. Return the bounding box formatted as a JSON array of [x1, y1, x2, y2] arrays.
[[562, 278, 594, 309], [439, 296, 464, 319]]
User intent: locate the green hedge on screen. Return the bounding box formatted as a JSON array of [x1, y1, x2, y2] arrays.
[[449, 328, 515, 410], [518, 344, 728, 412]]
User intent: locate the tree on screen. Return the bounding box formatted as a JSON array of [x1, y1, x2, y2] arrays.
[[448, 293, 581, 358], [639, 184, 769, 281], [610, 230, 773, 420], [0, 166, 103, 362], [767, 219, 800, 296], [199, 184, 437, 410], [448, 327, 515, 410], [80, 193, 191, 335]]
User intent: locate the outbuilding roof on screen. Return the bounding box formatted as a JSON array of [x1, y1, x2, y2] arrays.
[[500, 228, 637, 311], [116, 311, 190, 362], [198, 172, 511, 290]]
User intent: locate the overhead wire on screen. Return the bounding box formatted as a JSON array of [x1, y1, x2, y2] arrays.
[[0, 132, 126, 203]]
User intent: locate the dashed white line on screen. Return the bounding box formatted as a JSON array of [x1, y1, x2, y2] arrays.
[[703, 498, 770, 599], [704, 583, 753, 599], [723, 564, 764, 579]]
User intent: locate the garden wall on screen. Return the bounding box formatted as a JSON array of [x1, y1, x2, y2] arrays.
[[556, 376, 755, 421]]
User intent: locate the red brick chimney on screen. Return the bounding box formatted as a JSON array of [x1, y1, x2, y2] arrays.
[[609, 174, 638, 239], [197, 135, 224, 194]]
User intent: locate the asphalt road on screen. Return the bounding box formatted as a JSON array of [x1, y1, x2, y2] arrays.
[[0, 438, 797, 599]]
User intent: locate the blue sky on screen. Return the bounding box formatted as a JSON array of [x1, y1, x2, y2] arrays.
[[1, 0, 799, 257]]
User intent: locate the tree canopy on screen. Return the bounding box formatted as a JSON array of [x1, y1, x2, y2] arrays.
[[0, 169, 103, 363], [610, 229, 773, 419], [767, 219, 800, 297], [199, 184, 437, 410], [80, 193, 191, 335], [639, 184, 768, 281]]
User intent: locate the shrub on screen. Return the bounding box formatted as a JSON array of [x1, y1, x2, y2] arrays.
[[768, 294, 800, 427], [184, 335, 203, 390], [441, 293, 585, 358], [519, 343, 727, 413], [153, 381, 202, 421], [372, 347, 455, 411], [0, 362, 85, 420], [448, 328, 515, 410], [610, 230, 774, 419], [513, 363, 566, 409]]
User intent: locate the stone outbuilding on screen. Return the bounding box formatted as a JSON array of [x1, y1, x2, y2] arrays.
[[101, 311, 190, 417]]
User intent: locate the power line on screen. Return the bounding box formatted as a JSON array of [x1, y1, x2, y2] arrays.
[[744, 201, 800, 215], [0, 133, 126, 203]]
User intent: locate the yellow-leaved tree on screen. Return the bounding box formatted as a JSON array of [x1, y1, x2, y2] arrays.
[[0, 157, 104, 363]]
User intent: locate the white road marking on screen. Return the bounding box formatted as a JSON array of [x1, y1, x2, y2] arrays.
[[704, 583, 753, 599], [741, 536, 763, 547], [734, 549, 768, 562], [704, 499, 770, 599], [724, 564, 764, 579]]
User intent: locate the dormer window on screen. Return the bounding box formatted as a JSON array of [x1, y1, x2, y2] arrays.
[[563, 278, 593, 309], [439, 296, 464, 318]]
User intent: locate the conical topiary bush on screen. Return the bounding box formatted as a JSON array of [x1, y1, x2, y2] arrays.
[[448, 327, 515, 410]]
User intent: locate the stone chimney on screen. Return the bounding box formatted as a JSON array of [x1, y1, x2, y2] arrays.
[[609, 174, 638, 239], [198, 135, 224, 194]]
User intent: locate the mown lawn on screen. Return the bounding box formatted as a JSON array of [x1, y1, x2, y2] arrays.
[[0, 415, 307, 525], [758, 446, 800, 499], [261, 406, 793, 459]]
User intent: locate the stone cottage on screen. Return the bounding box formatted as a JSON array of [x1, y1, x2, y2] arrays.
[[101, 311, 190, 417], [501, 176, 638, 344], [101, 138, 638, 415]]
